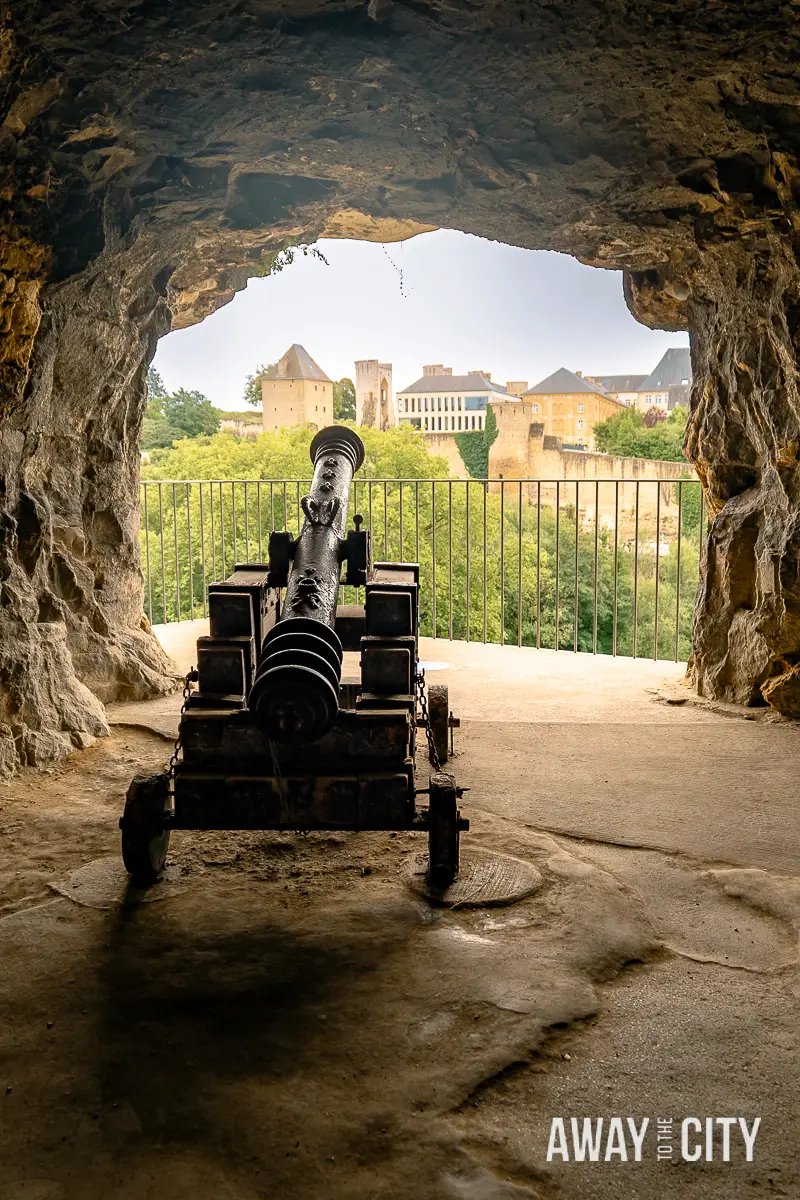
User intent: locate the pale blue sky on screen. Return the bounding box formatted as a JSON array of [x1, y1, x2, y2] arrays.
[[154, 230, 689, 411]]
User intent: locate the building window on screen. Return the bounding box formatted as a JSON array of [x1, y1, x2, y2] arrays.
[[424, 398, 428, 411], [437, 416, 442, 430], [578, 403, 584, 413], [577, 419, 584, 430], [681, 378, 689, 385], [532, 403, 539, 414]]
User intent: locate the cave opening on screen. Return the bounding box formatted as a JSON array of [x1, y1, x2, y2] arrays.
[[143, 230, 695, 658], [2, 2, 800, 771], [2, 8, 800, 1194]]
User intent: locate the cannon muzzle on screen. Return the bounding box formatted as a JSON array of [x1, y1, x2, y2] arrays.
[[248, 426, 365, 744]]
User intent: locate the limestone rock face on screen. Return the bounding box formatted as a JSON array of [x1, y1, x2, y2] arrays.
[[685, 240, 800, 707], [2, 0, 800, 766], [0, 237, 183, 771]]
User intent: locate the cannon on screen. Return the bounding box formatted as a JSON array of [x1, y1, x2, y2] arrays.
[[121, 426, 467, 888]]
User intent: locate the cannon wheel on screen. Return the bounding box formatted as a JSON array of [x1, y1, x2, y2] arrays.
[[120, 773, 171, 885], [427, 683, 450, 766]]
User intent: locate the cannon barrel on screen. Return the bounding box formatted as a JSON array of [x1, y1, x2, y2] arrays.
[[248, 426, 365, 744]]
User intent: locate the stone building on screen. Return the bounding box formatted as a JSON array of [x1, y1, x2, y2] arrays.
[[583, 373, 646, 407], [488, 405, 692, 531], [636, 347, 692, 411], [355, 360, 394, 429], [396, 366, 508, 433], [518, 368, 626, 450], [260, 344, 333, 432]]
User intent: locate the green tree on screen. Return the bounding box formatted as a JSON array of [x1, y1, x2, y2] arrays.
[[142, 423, 447, 487], [139, 422, 704, 665], [160, 388, 221, 438], [333, 378, 356, 421], [146, 367, 167, 405], [642, 405, 667, 428], [142, 368, 184, 449], [243, 364, 273, 408], [594, 405, 688, 462], [142, 416, 186, 450], [142, 372, 221, 448]]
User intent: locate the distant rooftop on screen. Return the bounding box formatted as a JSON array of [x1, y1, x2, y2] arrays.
[[586, 373, 647, 393], [639, 348, 692, 392], [264, 344, 331, 383], [398, 372, 508, 396], [524, 367, 612, 397]]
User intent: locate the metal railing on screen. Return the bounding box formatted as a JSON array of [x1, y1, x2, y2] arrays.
[[140, 476, 705, 662]]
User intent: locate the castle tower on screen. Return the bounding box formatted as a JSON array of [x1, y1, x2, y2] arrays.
[[260, 344, 333, 432], [355, 360, 394, 430]]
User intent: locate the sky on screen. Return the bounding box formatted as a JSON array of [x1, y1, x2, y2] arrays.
[[153, 230, 689, 412]]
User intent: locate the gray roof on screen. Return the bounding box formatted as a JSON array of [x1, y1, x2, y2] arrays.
[[398, 372, 508, 396], [586, 373, 647, 393], [638, 348, 692, 392], [524, 367, 610, 397], [265, 344, 331, 383]]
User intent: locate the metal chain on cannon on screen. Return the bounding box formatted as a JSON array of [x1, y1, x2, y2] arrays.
[[167, 667, 198, 779], [415, 666, 442, 774]]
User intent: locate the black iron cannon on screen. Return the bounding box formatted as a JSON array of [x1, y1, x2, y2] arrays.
[[120, 425, 467, 889], [249, 425, 364, 745]]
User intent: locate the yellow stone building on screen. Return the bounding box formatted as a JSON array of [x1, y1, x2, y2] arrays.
[[260, 344, 333, 432], [519, 367, 626, 451]]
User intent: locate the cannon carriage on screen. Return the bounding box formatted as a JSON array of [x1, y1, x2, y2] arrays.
[[121, 426, 467, 887]]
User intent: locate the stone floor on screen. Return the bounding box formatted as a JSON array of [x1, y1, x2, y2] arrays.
[[0, 625, 797, 1199]]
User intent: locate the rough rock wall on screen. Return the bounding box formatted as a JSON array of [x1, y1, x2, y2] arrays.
[[686, 240, 800, 711], [2, 1, 800, 771], [0, 231, 185, 770]]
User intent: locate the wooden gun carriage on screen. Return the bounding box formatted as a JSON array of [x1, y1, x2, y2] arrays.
[[121, 426, 467, 887]]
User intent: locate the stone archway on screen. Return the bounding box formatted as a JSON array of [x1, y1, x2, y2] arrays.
[[2, 1, 800, 769]]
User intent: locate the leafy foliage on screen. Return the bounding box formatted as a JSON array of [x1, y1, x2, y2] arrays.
[[453, 402, 499, 478], [141, 423, 448, 484], [594, 405, 688, 462], [642, 405, 667, 428], [141, 417, 186, 450], [161, 389, 221, 438], [146, 366, 167, 400], [333, 377, 356, 421], [243, 364, 273, 408], [140, 424, 704, 664], [256, 238, 329, 278], [143, 380, 222, 450]]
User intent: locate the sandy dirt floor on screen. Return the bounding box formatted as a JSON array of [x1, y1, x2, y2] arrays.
[[0, 631, 798, 1200]]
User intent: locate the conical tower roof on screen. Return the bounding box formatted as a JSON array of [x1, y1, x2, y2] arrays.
[[265, 344, 331, 383]]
